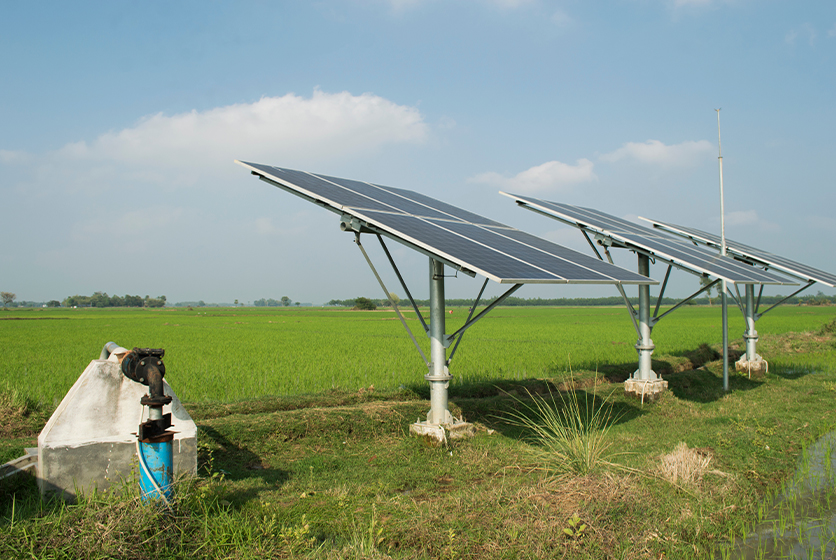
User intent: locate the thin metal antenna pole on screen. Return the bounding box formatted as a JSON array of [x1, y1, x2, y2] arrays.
[[717, 108, 729, 392]]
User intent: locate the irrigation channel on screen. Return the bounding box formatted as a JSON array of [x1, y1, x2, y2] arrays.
[[719, 431, 836, 559]]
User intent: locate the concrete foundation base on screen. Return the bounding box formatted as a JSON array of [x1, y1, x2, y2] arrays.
[[624, 378, 668, 402], [38, 358, 197, 502], [736, 355, 768, 376], [0, 448, 38, 482], [410, 420, 475, 447]]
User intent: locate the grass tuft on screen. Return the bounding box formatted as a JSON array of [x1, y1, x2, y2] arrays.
[[504, 377, 622, 477]]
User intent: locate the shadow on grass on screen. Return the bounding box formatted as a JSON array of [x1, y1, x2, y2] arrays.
[[665, 367, 764, 403], [769, 364, 821, 381], [199, 425, 290, 487], [445, 378, 647, 440]]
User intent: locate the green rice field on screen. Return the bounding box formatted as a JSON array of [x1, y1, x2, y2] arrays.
[[2, 304, 834, 408]]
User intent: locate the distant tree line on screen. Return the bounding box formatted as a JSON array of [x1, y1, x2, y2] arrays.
[[62, 292, 167, 308], [2, 289, 834, 309], [327, 292, 836, 308], [254, 296, 293, 307], [173, 301, 208, 307]]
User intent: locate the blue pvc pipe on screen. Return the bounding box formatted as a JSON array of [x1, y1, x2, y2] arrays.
[[138, 439, 173, 502]]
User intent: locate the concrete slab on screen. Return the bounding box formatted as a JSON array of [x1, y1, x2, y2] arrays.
[[409, 420, 475, 446], [624, 378, 668, 403], [736, 355, 768, 377], [38, 359, 197, 501]]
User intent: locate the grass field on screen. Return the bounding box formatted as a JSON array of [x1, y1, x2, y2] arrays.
[[1, 305, 834, 407], [2, 304, 836, 559]]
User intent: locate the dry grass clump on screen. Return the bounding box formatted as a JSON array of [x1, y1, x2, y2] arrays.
[[660, 442, 711, 485]]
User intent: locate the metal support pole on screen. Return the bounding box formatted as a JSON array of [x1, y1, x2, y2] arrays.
[[426, 258, 453, 425], [634, 253, 657, 381], [722, 281, 729, 391], [744, 284, 758, 362], [717, 108, 730, 392]]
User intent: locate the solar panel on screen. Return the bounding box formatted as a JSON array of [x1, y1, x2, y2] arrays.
[[237, 161, 655, 285], [501, 193, 796, 286], [642, 218, 836, 288]]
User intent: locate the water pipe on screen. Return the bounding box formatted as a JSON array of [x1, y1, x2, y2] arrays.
[[120, 347, 175, 503]]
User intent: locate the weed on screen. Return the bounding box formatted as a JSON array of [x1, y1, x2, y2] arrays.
[[504, 376, 623, 476], [277, 514, 317, 553], [563, 513, 587, 539], [443, 527, 458, 560], [343, 505, 386, 559]]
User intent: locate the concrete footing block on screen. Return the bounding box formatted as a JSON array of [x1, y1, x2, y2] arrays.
[[38, 359, 197, 502], [447, 422, 476, 440], [409, 420, 475, 446], [736, 355, 768, 376], [0, 448, 38, 482], [624, 378, 668, 402]]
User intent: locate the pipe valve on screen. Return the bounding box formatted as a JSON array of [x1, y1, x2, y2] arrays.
[[121, 347, 173, 441]]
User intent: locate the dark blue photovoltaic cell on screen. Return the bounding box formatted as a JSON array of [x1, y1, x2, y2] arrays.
[[646, 219, 836, 287], [617, 234, 787, 284], [531, 199, 656, 237], [239, 161, 657, 284], [374, 186, 505, 227], [245, 163, 396, 213], [428, 220, 646, 283], [358, 211, 557, 281], [505, 193, 796, 285], [483, 226, 648, 279], [317, 175, 455, 219]]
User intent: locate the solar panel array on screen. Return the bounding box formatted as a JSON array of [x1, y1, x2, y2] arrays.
[[501, 193, 796, 286], [238, 161, 655, 285], [642, 218, 836, 288]]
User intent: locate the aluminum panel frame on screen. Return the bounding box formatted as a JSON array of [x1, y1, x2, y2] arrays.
[[642, 218, 836, 288], [501, 192, 796, 286]]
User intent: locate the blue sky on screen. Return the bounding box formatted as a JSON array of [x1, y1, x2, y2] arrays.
[[2, 0, 834, 304]]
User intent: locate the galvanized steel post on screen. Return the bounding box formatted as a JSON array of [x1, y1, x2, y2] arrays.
[[635, 253, 656, 381], [744, 284, 758, 362], [426, 258, 453, 425]]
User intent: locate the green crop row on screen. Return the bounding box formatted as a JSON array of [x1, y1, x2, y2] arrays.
[[1, 305, 834, 408]]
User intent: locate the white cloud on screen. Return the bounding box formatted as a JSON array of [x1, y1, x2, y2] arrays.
[[0, 150, 31, 164], [380, 0, 532, 11], [552, 9, 574, 27], [490, 0, 535, 8], [725, 210, 758, 227], [468, 159, 596, 194], [45, 90, 427, 175], [72, 207, 185, 241], [383, 0, 427, 13], [829, 23, 836, 38], [704, 210, 779, 234], [786, 23, 817, 46], [806, 214, 836, 232], [255, 217, 278, 236], [671, 0, 714, 7], [600, 139, 713, 167]]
